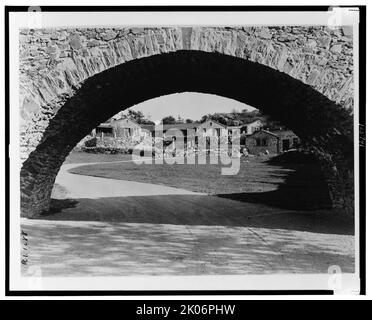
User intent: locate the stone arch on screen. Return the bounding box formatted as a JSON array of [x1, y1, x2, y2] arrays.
[[19, 26, 354, 160], [20, 50, 354, 218]]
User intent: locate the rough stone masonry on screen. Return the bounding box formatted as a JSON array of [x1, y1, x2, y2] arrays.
[[18, 26, 355, 217]]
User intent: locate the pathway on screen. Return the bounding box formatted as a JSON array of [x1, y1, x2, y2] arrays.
[[21, 160, 355, 277]]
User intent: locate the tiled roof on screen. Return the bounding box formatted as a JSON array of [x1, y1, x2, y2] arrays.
[[249, 129, 298, 139], [140, 119, 231, 131], [97, 123, 113, 128], [245, 119, 263, 125], [270, 130, 298, 138], [162, 123, 200, 130], [248, 129, 279, 138]]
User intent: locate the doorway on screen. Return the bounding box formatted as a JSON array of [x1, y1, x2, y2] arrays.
[[282, 139, 290, 151]]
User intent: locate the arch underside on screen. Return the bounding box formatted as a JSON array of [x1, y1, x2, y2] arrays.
[[20, 50, 354, 217]]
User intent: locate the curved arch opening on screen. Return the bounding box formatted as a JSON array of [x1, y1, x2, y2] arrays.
[[20, 50, 354, 217]]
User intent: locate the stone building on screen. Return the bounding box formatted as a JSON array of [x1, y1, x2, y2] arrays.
[[194, 119, 227, 138], [110, 118, 143, 139], [93, 122, 114, 138], [273, 130, 300, 151], [129, 118, 229, 151], [245, 129, 300, 155], [241, 119, 264, 135], [90, 117, 230, 149], [93, 118, 148, 139], [140, 118, 228, 139], [92, 117, 297, 154]]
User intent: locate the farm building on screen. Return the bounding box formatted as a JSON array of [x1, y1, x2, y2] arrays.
[[245, 129, 300, 155], [154, 119, 228, 149], [92, 118, 150, 139], [140, 118, 228, 139], [90, 116, 296, 154], [193, 119, 227, 138], [241, 119, 264, 135], [110, 118, 143, 139], [93, 122, 114, 138]]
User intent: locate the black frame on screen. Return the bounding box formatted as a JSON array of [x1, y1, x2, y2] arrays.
[[4, 5, 366, 297]]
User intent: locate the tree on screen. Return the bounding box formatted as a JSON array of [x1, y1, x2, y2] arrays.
[[161, 115, 177, 124], [140, 119, 155, 125], [127, 109, 145, 123], [200, 114, 212, 123], [199, 113, 228, 125], [214, 115, 228, 125], [198, 110, 266, 126], [117, 109, 154, 125], [185, 118, 194, 123]]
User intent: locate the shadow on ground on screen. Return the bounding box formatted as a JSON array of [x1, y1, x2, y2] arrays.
[[21, 219, 355, 276], [218, 151, 333, 211], [45, 198, 79, 215], [40, 193, 353, 235], [24, 151, 354, 277]]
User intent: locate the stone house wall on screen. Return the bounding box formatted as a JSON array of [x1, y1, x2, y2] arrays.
[[110, 118, 142, 139], [246, 131, 279, 155]]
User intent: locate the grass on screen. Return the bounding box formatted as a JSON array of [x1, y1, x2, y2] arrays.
[[63, 151, 134, 164], [68, 154, 286, 194], [67, 151, 332, 210]]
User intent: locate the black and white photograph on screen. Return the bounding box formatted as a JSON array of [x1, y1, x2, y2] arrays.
[[5, 5, 365, 295]]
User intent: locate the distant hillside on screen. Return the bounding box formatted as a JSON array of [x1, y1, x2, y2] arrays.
[[199, 110, 288, 130], [199, 110, 261, 126]]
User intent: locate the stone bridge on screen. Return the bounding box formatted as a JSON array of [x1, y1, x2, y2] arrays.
[[19, 26, 355, 217]]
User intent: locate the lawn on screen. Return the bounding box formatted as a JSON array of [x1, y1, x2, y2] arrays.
[[69, 154, 286, 194], [67, 151, 332, 210], [63, 151, 134, 164]]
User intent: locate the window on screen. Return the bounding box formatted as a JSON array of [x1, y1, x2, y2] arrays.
[[293, 138, 299, 147], [255, 137, 268, 146], [97, 127, 113, 136]]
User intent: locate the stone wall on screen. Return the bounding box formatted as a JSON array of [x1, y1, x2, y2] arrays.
[[19, 26, 353, 160], [18, 26, 355, 217]]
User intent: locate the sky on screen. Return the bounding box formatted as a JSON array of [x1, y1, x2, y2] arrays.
[[125, 92, 257, 123]]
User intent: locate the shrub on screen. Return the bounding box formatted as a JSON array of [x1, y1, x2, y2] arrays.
[[84, 137, 97, 148]]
